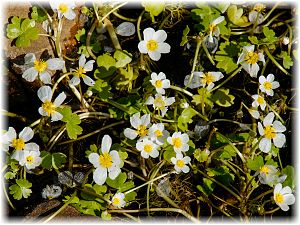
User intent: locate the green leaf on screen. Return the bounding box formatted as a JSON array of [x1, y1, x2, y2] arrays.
[[194, 148, 209, 163], [101, 211, 112, 220], [58, 107, 83, 139], [282, 165, 295, 190], [246, 155, 264, 171], [142, 2, 165, 19], [277, 51, 293, 69], [219, 144, 237, 160], [248, 36, 259, 45], [4, 171, 16, 180], [262, 27, 278, 43], [227, 5, 251, 27], [9, 179, 32, 200], [114, 66, 138, 92], [93, 184, 107, 194], [30, 6, 47, 22], [90, 79, 113, 100], [197, 178, 215, 196], [106, 172, 127, 189], [52, 153, 67, 169], [215, 41, 239, 74], [177, 107, 198, 131], [180, 25, 190, 46], [114, 50, 132, 68], [75, 28, 86, 42], [119, 181, 135, 192], [210, 88, 235, 107], [192, 88, 213, 108], [207, 166, 235, 185], [6, 17, 39, 47], [125, 191, 137, 201], [163, 147, 176, 163], [191, 5, 220, 33], [96, 54, 117, 78]]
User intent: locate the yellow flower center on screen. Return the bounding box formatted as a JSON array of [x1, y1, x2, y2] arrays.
[[146, 40, 158, 51], [154, 97, 166, 110], [254, 4, 266, 12], [244, 51, 259, 64], [12, 138, 25, 151], [144, 144, 153, 153], [34, 60, 48, 73], [176, 159, 185, 168], [155, 130, 163, 137], [113, 197, 120, 206], [26, 156, 34, 164], [264, 81, 272, 90], [209, 24, 216, 32], [75, 66, 86, 78], [58, 3, 69, 13], [264, 125, 276, 139], [260, 165, 269, 174], [42, 101, 56, 116], [172, 137, 182, 149], [155, 80, 163, 88], [257, 96, 265, 105], [136, 125, 148, 137], [99, 152, 113, 168], [275, 193, 284, 204], [201, 73, 215, 85]]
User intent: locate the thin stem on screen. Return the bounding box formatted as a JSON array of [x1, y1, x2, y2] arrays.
[[52, 72, 72, 94], [2, 179, 16, 210], [250, 189, 273, 202], [137, 10, 145, 41], [264, 207, 280, 214], [169, 85, 193, 97], [1, 110, 27, 123], [210, 66, 243, 92], [86, 19, 98, 60], [262, 2, 282, 23], [202, 39, 215, 66], [112, 11, 137, 22]]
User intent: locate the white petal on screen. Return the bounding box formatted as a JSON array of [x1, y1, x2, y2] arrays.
[[84, 60, 95, 72], [138, 41, 148, 53], [273, 133, 286, 148], [183, 156, 191, 164], [93, 167, 107, 185], [141, 114, 150, 126], [211, 72, 224, 81], [51, 112, 63, 122], [272, 81, 280, 89], [79, 54, 86, 67], [22, 68, 39, 82], [40, 72, 52, 84], [108, 166, 121, 179], [171, 157, 177, 164], [182, 165, 190, 173], [258, 53, 265, 64], [23, 143, 39, 151], [19, 127, 34, 142], [266, 89, 274, 96], [141, 151, 149, 159], [54, 92, 66, 107], [143, 28, 155, 41], [212, 16, 224, 25], [274, 183, 282, 193], [259, 138, 271, 153], [273, 121, 286, 132], [284, 194, 295, 205], [242, 63, 251, 75], [38, 86, 52, 102], [124, 128, 138, 140], [267, 74, 275, 82], [110, 150, 121, 166], [279, 204, 289, 211], [263, 112, 274, 127], [49, 1, 59, 10], [244, 45, 255, 52], [101, 135, 112, 153], [24, 53, 36, 65], [157, 42, 171, 54], [165, 97, 175, 106], [162, 80, 170, 89], [259, 76, 266, 84], [153, 30, 167, 42], [145, 96, 154, 105], [47, 58, 65, 70], [3, 127, 16, 143], [149, 149, 159, 158], [89, 153, 100, 168], [237, 52, 245, 64], [181, 143, 189, 152], [281, 186, 292, 195], [157, 72, 166, 80], [64, 9, 76, 20], [130, 113, 141, 129], [258, 122, 264, 136], [148, 51, 161, 61], [38, 107, 48, 117], [250, 63, 259, 78], [206, 83, 215, 91], [83, 76, 95, 86], [69, 76, 81, 86]]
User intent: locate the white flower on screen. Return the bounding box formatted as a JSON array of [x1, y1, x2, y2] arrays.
[[150, 72, 170, 94], [22, 53, 65, 84], [3, 127, 39, 162], [50, 1, 76, 20], [88, 135, 121, 185], [136, 139, 159, 159], [171, 153, 191, 173], [258, 165, 278, 185], [258, 112, 286, 153], [124, 113, 151, 140], [148, 123, 169, 145], [252, 94, 266, 111], [111, 192, 126, 208], [180, 101, 189, 109], [274, 183, 295, 211], [237, 45, 265, 78], [70, 54, 95, 86], [19, 150, 42, 170], [145, 94, 175, 117], [249, 12, 264, 25], [259, 74, 280, 96], [249, 108, 260, 119], [167, 132, 189, 153], [42, 185, 62, 199], [282, 37, 290, 45], [184, 71, 224, 90], [38, 86, 66, 122], [138, 27, 171, 61], [208, 16, 225, 43]]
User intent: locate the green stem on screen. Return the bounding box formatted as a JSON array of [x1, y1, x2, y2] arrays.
[[250, 189, 273, 203], [201, 40, 215, 66], [112, 11, 137, 22], [2, 179, 16, 210], [86, 19, 98, 60], [262, 2, 281, 23], [264, 207, 280, 214], [52, 73, 72, 94], [159, 13, 172, 29], [137, 10, 145, 41], [210, 66, 243, 92], [1, 110, 27, 123], [266, 102, 285, 124], [169, 85, 193, 97]]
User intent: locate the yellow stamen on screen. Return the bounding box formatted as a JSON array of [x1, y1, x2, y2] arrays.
[[113, 197, 120, 206], [26, 156, 34, 164], [257, 96, 265, 105], [260, 165, 269, 174], [42, 101, 56, 116], [58, 3, 69, 13], [176, 159, 185, 168], [34, 60, 48, 73], [254, 4, 266, 12], [264, 81, 272, 90], [209, 24, 216, 32], [146, 40, 158, 51], [12, 138, 25, 151], [99, 152, 113, 168], [244, 51, 259, 64], [155, 130, 163, 137], [275, 193, 284, 204], [144, 144, 153, 153], [155, 80, 163, 88], [154, 97, 166, 110], [201, 72, 215, 85], [264, 125, 276, 139], [172, 137, 182, 149], [74, 66, 86, 78], [136, 125, 148, 137]]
